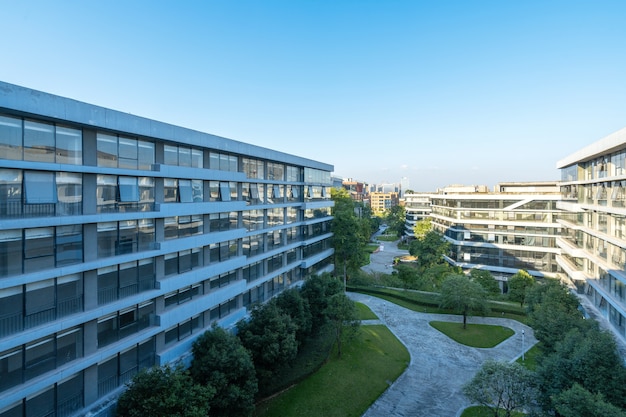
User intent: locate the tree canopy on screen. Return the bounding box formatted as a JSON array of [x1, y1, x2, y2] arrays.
[[384, 204, 406, 237], [116, 365, 214, 417], [439, 274, 489, 328], [324, 293, 360, 357], [470, 269, 501, 295], [190, 325, 258, 417], [412, 218, 432, 240], [463, 360, 537, 417], [507, 269, 535, 306], [409, 230, 449, 270]]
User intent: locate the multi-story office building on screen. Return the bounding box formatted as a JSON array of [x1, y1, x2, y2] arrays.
[[369, 192, 399, 216], [557, 126, 626, 340], [0, 82, 334, 417], [341, 178, 368, 203], [403, 193, 432, 239], [429, 183, 562, 281]]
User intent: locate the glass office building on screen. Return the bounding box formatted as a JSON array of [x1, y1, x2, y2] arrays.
[[0, 81, 334, 417], [557, 126, 626, 341]]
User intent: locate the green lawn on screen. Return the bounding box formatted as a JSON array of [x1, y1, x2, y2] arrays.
[[516, 343, 541, 371], [355, 302, 379, 320], [461, 405, 525, 416], [429, 321, 515, 348], [255, 325, 409, 417]]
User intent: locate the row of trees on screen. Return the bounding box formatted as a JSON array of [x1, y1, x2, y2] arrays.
[[116, 274, 360, 417]]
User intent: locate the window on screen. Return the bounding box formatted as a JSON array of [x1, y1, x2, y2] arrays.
[[0, 169, 22, 216], [98, 133, 153, 169], [179, 179, 193, 202], [24, 120, 55, 162], [118, 137, 138, 169], [0, 114, 22, 160], [55, 225, 83, 266], [54, 126, 82, 165], [97, 133, 118, 167], [24, 171, 57, 204], [118, 176, 139, 202], [24, 228, 55, 273], [192, 179, 203, 202], [219, 182, 231, 201]]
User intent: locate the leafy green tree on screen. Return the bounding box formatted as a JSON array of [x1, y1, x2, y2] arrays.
[[553, 383, 626, 417], [274, 287, 313, 343], [116, 365, 214, 417], [462, 360, 538, 417], [190, 325, 258, 417], [507, 270, 534, 306], [470, 269, 500, 295], [324, 293, 361, 358], [536, 325, 626, 411], [417, 263, 460, 291], [396, 263, 420, 289], [300, 273, 344, 334], [412, 218, 432, 240], [439, 274, 489, 328], [409, 230, 449, 269], [236, 301, 298, 382], [525, 279, 583, 352], [384, 204, 406, 238], [331, 188, 368, 287]]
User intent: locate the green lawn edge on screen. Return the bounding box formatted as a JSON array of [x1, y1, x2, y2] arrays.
[[255, 325, 409, 417], [429, 321, 515, 348]]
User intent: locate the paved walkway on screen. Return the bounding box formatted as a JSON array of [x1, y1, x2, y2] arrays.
[[353, 233, 538, 416], [349, 293, 537, 417]]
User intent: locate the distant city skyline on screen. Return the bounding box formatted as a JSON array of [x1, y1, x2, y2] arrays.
[[1, 1, 625, 190]]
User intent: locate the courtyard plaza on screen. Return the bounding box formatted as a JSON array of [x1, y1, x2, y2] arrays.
[[351, 236, 537, 416]]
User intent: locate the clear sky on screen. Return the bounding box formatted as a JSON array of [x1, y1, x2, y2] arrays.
[[1, 0, 625, 191]]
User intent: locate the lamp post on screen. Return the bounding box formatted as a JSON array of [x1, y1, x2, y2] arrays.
[[522, 329, 525, 362]]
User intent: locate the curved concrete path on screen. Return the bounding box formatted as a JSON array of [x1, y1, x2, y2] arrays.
[[348, 292, 537, 417]]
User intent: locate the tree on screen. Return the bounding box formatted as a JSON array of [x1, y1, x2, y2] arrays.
[[300, 273, 344, 334], [552, 383, 626, 417], [409, 230, 449, 269], [439, 275, 489, 328], [274, 287, 313, 343], [412, 218, 432, 240], [536, 325, 626, 411], [324, 293, 361, 357], [116, 365, 214, 417], [190, 325, 258, 417], [525, 279, 583, 352], [396, 263, 420, 289], [462, 360, 537, 417], [507, 270, 534, 307], [384, 204, 406, 237], [470, 269, 500, 295], [331, 188, 368, 288], [236, 301, 298, 382]]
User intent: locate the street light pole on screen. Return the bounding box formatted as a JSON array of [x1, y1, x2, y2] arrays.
[[522, 329, 525, 362]]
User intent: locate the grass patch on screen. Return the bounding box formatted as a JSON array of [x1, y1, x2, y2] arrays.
[[255, 325, 409, 417], [355, 302, 378, 320], [365, 244, 380, 253], [461, 405, 525, 417], [516, 343, 541, 371], [377, 234, 399, 242], [429, 321, 514, 348], [348, 286, 528, 323]]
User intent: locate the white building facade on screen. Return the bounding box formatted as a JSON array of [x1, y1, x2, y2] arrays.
[[0, 82, 334, 417], [557, 127, 626, 340]]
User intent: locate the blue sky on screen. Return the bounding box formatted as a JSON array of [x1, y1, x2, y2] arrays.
[[2, 0, 625, 191]]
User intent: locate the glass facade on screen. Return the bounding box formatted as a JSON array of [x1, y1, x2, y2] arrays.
[[0, 82, 333, 417]]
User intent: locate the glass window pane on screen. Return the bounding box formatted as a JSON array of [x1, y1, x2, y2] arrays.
[[191, 148, 203, 168], [24, 171, 57, 204], [118, 177, 139, 202], [192, 180, 203, 202], [219, 182, 231, 202], [0, 169, 22, 217], [179, 179, 193, 203], [164, 144, 178, 165], [56, 225, 83, 266], [55, 125, 82, 165], [138, 140, 155, 170], [118, 137, 138, 169], [56, 172, 82, 216], [25, 336, 55, 379], [97, 133, 118, 167], [24, 228, 55, 272], [0, 230, 22, 277], [0, 115, 22, 160], [179, 147, 191, 167], [24, 120, 54, 162]]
